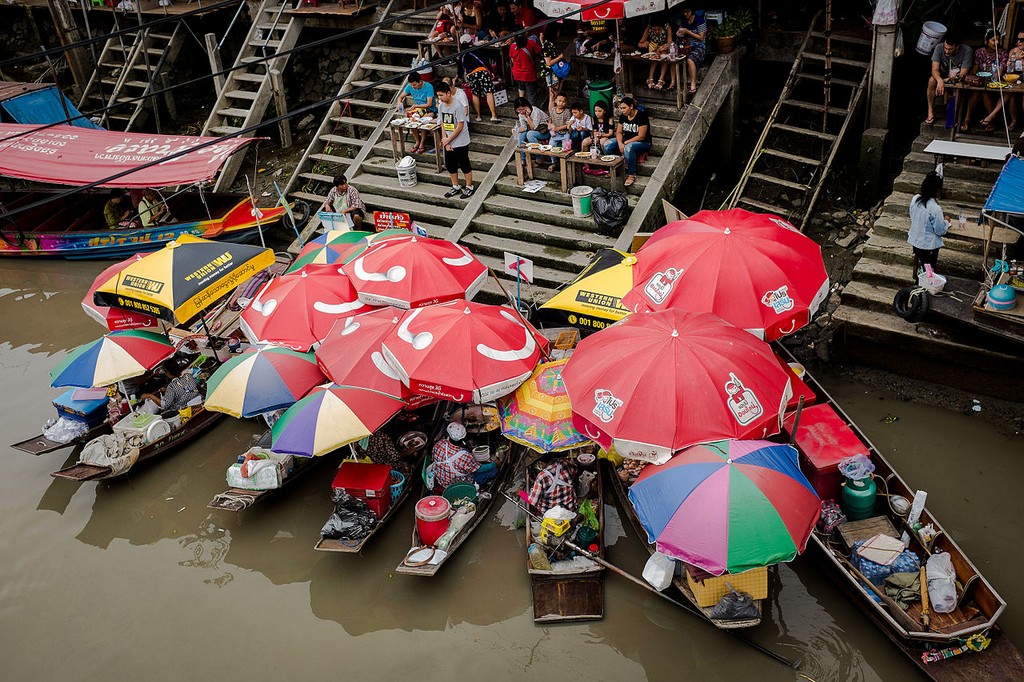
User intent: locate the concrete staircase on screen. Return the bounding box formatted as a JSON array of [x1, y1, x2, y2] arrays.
[[203, 0, 304, 190], [832, 124, 1024, 394]]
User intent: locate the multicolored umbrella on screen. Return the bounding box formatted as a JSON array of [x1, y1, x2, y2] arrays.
[[561, 310, 792, 465], [381, 301, 548, 403], [82, 255, 158, 331], [337, 229, 420, 265], [93, 234, 275, 324], [314, 309, 410, 399], [628, 440, 821, 575], [537, 249, 633, 332], [271, 385, 405, 457], [49, 330, 175, 388], [498, 359, 589, 453], [286, 230, 373, 273], [343, 234, 488, 309], [204, 346, 326, 418], [239, 264, 373, 351], [622, 209, 830, 341]]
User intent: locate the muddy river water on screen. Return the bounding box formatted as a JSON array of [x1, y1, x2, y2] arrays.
[[1, 259, 1021, 681]]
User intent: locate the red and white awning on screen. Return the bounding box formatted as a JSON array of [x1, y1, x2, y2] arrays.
[[533, 0, 681, 21]]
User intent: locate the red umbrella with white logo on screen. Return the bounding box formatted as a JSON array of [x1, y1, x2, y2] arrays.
[[240, 264, 374, 351], [380, 301, 549, 403], [621, 209, 830, 341], [315, 308, 411, 400], [82, 255, 159, 331], [342, 235, 488, 310], [561, 310, 792, 465]]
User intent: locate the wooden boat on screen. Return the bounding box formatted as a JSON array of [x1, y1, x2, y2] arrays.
[[523, 453, 605, 623], [608, 461, 765, 629], [51, 406, 222, 481], [0, 190, 292, 259], [208, 430, 329, 512], [11, 421, 110, 455], [395, 448, 512, 577], [785, 349, 1024, 680]]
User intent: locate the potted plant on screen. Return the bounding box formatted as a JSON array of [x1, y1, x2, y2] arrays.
[[709, 9, 754, 54]]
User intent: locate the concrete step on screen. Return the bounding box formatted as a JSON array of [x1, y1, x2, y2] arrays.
[[893, 170, 993, 205], [840, 279, 902, 315], [502, 161, 653, 195], [459, 231, 595, 274], [470, 211, 615, 252], [470, 252, 574, 294], [879, 192, 984, 219], [859, 234, 983, 279], [369, 142, 497, 174], [357, 190, 464, 227], [483, 191, 601, 231], [850, 258, 914, 288], [902, 150, 1003, 182], [871, 216, 996, 254], [352, 167, 490, 207]]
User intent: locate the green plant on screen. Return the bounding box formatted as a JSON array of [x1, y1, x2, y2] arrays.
[[710, 9, 754, 39]]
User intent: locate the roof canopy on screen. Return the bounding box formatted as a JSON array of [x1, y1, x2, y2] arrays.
[[0, 124, 260, 187], [984, 156, 1024, 216], [0, 82, 102, 130]]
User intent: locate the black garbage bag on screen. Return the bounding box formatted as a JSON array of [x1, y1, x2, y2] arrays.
[[710, 585, 760, 621], [591, 187, 631, 237], [320, 490, 378, 540]]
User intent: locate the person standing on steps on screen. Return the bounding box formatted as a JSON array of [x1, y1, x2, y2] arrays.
[[907, 170, 950, 277], [436, 81, 475, 200]]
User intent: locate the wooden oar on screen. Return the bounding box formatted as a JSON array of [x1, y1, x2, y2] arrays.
[[838, 555, 922, 633], [920, 566, 930, 630], [501, 492, 800, 670]]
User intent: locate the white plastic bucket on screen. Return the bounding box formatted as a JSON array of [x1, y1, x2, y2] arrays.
[[570, 185, 593, 218], [918, 270, 946, 294], [396, 159, 417, 188], [916, 21, 947, 57]]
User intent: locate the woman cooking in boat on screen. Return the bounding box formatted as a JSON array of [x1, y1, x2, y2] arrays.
[[431, 422, 496, 492], [527, 458, 577, 514], [140, 360, 201, 416]]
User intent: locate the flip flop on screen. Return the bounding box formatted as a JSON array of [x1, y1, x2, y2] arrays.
[[624, 175, 636, 187], [647, 78, 656, 89], [689, 84, 697, 93], [924, 116, 935, 125], [490, 117, 501, 122]]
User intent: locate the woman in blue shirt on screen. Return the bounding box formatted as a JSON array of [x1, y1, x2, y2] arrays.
[[907, 171, 950, 275]]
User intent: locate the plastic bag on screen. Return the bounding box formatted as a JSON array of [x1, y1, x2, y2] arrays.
[[927, 552, 957, 614], [591, 187, 631, 237], [838, 453, 875, 481], [42, 416, 88, 444], [320, 490, 378, 540], [642, 552, 675, 591], [711, 585, 760, 620]]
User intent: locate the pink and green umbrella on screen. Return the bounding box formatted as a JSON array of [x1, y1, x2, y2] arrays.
[[498, 359, 588, 453], [204, 346, 326, 418], [49, 330, 175, 388], [286, 230, 374, 273], [628, 440, 820, 576], [271, 384, 405, 457]]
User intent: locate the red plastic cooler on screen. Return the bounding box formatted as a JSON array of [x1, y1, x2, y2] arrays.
[[332, 462, 393, 519], [785, 403, 868, 502]]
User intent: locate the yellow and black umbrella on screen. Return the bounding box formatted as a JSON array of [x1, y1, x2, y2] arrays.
[[537, 248, 634, 333], [93, 235, 275, 324]]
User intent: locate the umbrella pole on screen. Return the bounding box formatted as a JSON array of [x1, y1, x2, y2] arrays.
[[502, 492, 800, 670], [788, 395, 805, 445], [199, 315, 222, 367], [486, 267, 552, 361], [245, 176, 266, 248]]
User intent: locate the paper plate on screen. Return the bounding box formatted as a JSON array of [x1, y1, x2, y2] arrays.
[[977, 71, 993, 78], [406, 122, 420, 128], [591, 52, 609, 60], [601, 155, 618, 162], [538, 145, 553, 151], [575, 151, 592, 157], [391, 118, 407, 126]]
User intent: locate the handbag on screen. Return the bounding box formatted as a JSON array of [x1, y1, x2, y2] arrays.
[[551, 59, 571, 79], [963, 74, 985, 87]]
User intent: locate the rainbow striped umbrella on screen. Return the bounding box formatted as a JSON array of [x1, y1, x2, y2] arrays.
[[204, 346, 326, 418], [271, 385, 405, 457], [498, 359, 588, 453], [337, 229, 416, 265], [286, 230, 374, 273], [49, 330, 175, 388], [628, 440, 820, 576]]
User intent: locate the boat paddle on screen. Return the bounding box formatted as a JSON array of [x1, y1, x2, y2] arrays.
[[501, 492, 800, 670]]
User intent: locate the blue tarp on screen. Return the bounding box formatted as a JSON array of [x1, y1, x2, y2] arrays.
[[984, 156, 1024, 215], [0, 86, 103, 129]]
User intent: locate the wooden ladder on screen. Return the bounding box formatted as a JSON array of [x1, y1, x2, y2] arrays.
[[727, 9, 872, 230], [107, 24, 185, 132], [78, 26, 144, 128], [202, 0, 305, 191]]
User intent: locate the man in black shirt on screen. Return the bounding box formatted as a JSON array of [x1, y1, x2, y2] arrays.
[[602, 97, 651, 187]]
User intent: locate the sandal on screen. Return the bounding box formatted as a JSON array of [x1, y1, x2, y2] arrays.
[[546, 163, 557, 172], [688, 84, 697, 93], [475, 117, 483, 122], [490, 117, 501, 122], [654, 79, 665, 91], [664, 84, 677, 92], [624, 175, 636, 187], [924, 115, 935, 125], [959, 122, 970, 133]]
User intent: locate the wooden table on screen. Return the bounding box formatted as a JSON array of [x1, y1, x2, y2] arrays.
[[944, 80, 1024, 140], [514, 145, 574, 193], [389, 118, 443, 173], [565, 153, 625, 192]]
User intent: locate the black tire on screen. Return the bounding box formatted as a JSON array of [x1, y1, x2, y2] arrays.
[[893, 287, 930, 322], [289, 200, 312, 230], [0, 219, 24, 247]]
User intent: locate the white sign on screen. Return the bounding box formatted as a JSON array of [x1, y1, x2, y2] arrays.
[[503, 252, 534, 284]]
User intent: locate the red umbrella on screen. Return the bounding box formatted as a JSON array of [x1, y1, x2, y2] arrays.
[[315, 308, 411, 400], [342, 234, 488, 309], [82, 256, 158, 331], [561, 310, 792, 465], [240, 264, 374, 352], [380, 301, 548, 403], [622, 209, 830, 341]]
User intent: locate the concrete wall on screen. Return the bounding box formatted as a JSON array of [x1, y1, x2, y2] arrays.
[[285, 28, 366, 106]]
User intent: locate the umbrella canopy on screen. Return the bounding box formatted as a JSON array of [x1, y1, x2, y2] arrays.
[[628, 440, 821, 575], [286, 230, 374, 273], [343, 234, 488, 309], [561, 310, 792, 464], [315, 309, 410, 399], [204, 346, 326, 418], [50, 330, 175, 388], [336, 229, 421, 265], [271, 385, 405, 457], [381, 301, 548, 403], [538, 249, 633, 332], [82, 255, 158, 331], [622, 209, 830, 341], [239, 264, 373, 351], [533, 0, 679, 20], [498, 359, 589, 453], [92, 234, 276, 324]]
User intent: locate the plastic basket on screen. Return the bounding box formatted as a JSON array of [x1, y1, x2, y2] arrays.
[[917, 271, 946, 294], [442, 481, 478, 506], [390, 470, 406, 503]]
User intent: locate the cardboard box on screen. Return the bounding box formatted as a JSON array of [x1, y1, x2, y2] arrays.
[[685, 565, 768, 608]]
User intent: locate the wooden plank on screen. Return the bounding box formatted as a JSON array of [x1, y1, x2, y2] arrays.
[[923, 140, 1011, 162]]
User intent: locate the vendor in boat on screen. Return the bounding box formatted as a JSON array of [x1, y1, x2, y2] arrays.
[[528, 458, 577, 515], [140, 361, 201, 416], [104, 189, 132, 229], [137, 189, 169, 227], [432, 422, 496, 491], [320, 175, 366, 230]]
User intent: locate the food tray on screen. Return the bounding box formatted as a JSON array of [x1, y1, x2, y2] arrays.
[[575, 151, 592, 157], [391, 118, 407, 126], [405, 122, 420, 128], [600, 155, 618, 161], [538, 144, 553, 151]]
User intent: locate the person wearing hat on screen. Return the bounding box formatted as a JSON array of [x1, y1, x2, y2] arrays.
[[432, 422, 480, 491]]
